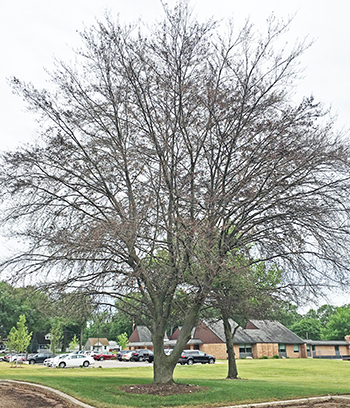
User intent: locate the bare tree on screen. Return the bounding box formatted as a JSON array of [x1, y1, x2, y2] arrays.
[[1, 2, 350, 384]]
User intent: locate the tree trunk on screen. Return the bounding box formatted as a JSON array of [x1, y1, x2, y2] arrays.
[[153, 354, 177, 384], [151, 294, 206, 384], [152, 322, 177, 384], [222, 314, 239, 379], [80, 326, 83, 351]]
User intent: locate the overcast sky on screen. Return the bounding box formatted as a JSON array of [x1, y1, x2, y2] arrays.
[[0, 0, 349, 307]]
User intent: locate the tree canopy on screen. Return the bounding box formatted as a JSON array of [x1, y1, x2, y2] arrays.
[[1, 2, 350, 383]]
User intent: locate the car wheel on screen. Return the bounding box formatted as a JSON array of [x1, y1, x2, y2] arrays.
[[100, 357, 104, 361], [83, 361, 89, 367], [209, 358, 215, 364], [59, 362, 66, 368], [29, 360, 35, 365], [138, 356, 144, 362], [187, 359, 194, 365]]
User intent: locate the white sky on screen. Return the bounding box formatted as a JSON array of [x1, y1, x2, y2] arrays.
[[0, 0, 349, 308]]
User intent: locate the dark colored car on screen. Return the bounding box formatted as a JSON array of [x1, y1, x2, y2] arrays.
[[116, 350, 130, 361], [178, 350, 215, 365], [93, 351, 116, 361], [130, 349, 154, 362], [27, 351, 55, 364]]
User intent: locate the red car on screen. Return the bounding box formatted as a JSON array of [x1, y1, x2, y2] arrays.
[[93, 351, 116, 361]]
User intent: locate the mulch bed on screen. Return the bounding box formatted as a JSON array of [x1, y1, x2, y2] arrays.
[[0, 381, 85, 408], [121, 382, 208, 396]]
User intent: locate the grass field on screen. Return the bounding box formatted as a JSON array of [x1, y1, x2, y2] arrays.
[[1, 359, 350, 408]]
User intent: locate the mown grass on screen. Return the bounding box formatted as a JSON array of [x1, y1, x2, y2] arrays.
[[0, 359, 350, 408]]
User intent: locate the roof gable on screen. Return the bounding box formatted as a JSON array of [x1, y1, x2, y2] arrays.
[[193, 321, 224, 344], [87, 337, 109, 346]]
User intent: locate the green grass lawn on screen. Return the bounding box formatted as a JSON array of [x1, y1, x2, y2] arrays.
[[0, 359, 349, 408]]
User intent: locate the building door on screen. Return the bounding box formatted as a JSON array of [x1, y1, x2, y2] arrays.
[[278, 344, 286, 358], [335, 345, 340, 357], [306, 344, 311, 357]]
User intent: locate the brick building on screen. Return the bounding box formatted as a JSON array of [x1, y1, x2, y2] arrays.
[[169, 319, 307, 359], [127, 319, 308, 359], [127, 320, 350, 360], [305, 338, 350, 359]]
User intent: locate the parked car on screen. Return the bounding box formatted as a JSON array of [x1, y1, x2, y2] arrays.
[[2, 353, 26, 363], [86, 350, 100, 357], [116, 350, 130, 361], [54, 353, 95, 368], [121, 350, 134, 361], [178, 350, 215, 365], [93, 351, 116, 361], [27, 351, 55, 364], [129, 349, 154, 362], [2, 354, 11, 362], [44, 354, 70, 367]]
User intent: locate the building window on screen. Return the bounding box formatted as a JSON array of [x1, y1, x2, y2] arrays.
[[239, 344, 252, 353], [293, 345, 299, 353], [279, 344, 286, 353]]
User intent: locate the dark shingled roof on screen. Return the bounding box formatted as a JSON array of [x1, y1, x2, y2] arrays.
[[136, 326, 152, 342], [129, 320, 305, 348], [128, 326, 169, 347], [233, 320, 305, 344], [202, 319, 304, 345], [305, 340, 349, 346]]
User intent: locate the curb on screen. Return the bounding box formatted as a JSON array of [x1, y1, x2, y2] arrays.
[[0, 379, 97, 408], [217, 395, 350, 408]]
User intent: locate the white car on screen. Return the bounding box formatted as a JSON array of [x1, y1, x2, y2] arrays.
[[54, 353, 95, 368], [45, 354, 70, 367], [122, 351, 134, 361], [43, 357, 54, 367], [7, 353, 26, 362]]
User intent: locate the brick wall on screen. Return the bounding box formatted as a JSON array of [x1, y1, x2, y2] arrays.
[[314, 345, 335, 356], [286, 344, 303, 358], [200, 343, 227, 359], [339, 345, 350, 356], [254, 343, 279, 358], [199, 343, 242, 360]]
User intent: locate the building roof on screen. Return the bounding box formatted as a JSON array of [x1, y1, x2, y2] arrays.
[[233, 320, 305, 344], [87, 337, 109, 346], [129, 319, 305, 348], [128, 326, 152, 343], [128, 326, 169, 347], [202, 319, 305, 345], [305, 340, 350, 346]]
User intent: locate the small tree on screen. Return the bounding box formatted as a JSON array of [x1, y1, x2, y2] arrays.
[[116, 332, 129, 350], [69, 334, 79, 351], [209, 258, 282, 378], [50, 318, 63, 354], [7, 315, 32, 367]]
